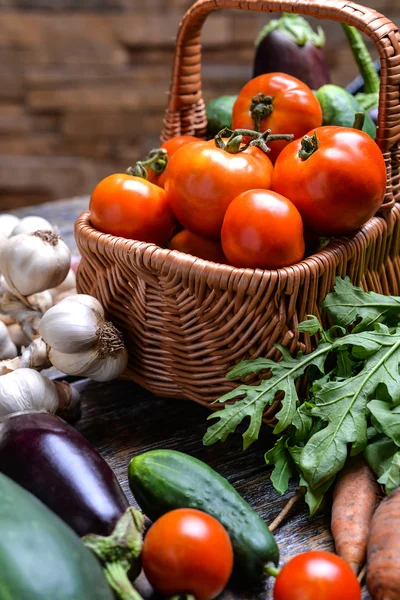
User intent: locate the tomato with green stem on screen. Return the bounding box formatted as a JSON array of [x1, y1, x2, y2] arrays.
[[142, 508, 234, 600], [163, 129, 286, 238], [89, 173, 175, 245], [272, 126, 387, 236], [232, 72, 322, 163], [141, 135, 199, 188], [273, 551, 361, 600]]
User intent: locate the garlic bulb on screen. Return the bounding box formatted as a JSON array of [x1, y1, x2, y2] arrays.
[[39, 294, 105, 354], [0, 368, 58, 417], [0, 214, 19, 238], [49, 345, 128, 382], [0, 230, 71, 297], [0, 368, 80, 421], [0, 321, 17, 360], [40, 294, 128, 382], [11, 215, 53, 236]]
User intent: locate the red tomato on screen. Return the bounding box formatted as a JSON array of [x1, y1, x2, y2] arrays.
[[232, 73, 322, 163], [168, 229, 227, 263], [272, 126, 387, 236], [147, 135, 199, 187], [164, 140, 274, 238], [142, 508, 234, 600], [273, 551, 361, 600], [221, 189, 304, 269], [89, 173, 175, 245]]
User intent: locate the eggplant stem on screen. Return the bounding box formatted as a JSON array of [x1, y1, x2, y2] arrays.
[[104, 562, 144, 600], [265, 562, 280, 578]]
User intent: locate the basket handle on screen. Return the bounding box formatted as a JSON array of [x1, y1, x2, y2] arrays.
[[161, 0, 400, 212]]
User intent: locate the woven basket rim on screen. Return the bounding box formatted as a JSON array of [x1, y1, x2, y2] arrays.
[[76, 210, 386, 280]]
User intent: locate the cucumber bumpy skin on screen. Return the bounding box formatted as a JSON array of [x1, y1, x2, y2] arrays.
[[128, 449, 279, 582]]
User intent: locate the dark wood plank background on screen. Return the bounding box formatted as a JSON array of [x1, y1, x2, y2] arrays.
[[12, 198, 370, 599]]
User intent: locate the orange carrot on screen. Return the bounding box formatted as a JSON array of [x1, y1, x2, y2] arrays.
[[331, 456, 381, 574], [367, 486, 400, 600]]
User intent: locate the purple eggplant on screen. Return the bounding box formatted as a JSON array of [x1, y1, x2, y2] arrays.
[[253, 14, 330, 90], [0, 411, 128, 537]]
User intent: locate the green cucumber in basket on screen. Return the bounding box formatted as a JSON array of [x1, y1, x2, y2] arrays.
[[128, 449, 279, 581], [0, 473, 114, 600]]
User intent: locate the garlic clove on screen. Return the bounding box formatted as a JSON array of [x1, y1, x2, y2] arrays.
[[84, 347, 128, 382], [0, 320, 18, 360], [39, 294, 104, 354], [7, 322, 30, 348], [11, 215, 53, 236], [0, 230, 71, 297], [0, 214, 20, 238], [28, 290, 54, 313], [0, 368, 59, 417], [49, 347, 98, 376]]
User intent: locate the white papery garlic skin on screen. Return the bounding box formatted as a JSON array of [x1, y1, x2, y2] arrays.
[[49, 346, 128, 382], [0, 230, 71, 297], [40, 294, 128, 382], [0, 321, 17, 360], [49, 268, 76, 300], [0, 214, 19, 238], [0, 368, 58, 417], [11, 215, 53, 236], [39, 294, 105, 354]]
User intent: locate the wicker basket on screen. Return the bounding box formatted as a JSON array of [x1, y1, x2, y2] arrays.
[[75, 0, 400, 414]]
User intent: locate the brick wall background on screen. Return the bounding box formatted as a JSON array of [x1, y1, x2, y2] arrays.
[[0, 0, 398, 209]]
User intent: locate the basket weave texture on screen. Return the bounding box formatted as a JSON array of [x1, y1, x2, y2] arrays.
[[75, 0, 400, 414]]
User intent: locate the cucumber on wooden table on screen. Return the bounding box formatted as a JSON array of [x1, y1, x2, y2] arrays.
[[129, 449, 279, 582]]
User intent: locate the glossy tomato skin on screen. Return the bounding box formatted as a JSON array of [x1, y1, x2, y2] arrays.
[[147, 135, 199, 187], [273, 551, 361, 600], [142, 508, 234, 600], [168, 229, 227, 264], [221, 189, 305, 269], [164, 140, 274, 238], [89, 173, 175, 245], [232, 73, 322, 163], [272, 126, 387, 236]]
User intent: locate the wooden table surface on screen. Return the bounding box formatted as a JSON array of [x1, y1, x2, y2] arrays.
[[11, 198, 370, 600]]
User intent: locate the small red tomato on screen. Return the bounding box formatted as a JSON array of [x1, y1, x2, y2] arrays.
[[221, 189, 305, 269], [168, 229, 226, 263], [164, 140, 274, 238], [272, 126, 387, 236], [89, 173, 175, 245], [232, 73, 322, 163], [273, 551, 361, 600], [147, 135, 199, 187], [142, 508, 234, 600]]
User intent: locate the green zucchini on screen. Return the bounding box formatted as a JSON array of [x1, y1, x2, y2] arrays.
[[128, 449, 279, 581], [205, 95, 237, 138], [314, 84, 376, 138], [0, 473, 114, 600]]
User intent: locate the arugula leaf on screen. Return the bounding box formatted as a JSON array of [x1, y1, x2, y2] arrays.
[[368, 399, 400, 444], [288, 445, 335, 515], [265, 437, 293, 495], [297, 315, 324, 336], [378, 452, 400, 493], [322, 276, 400, 331], [364, 436, 398, 478], [300, 328, 400, 488], [203, 343, 330, 449]]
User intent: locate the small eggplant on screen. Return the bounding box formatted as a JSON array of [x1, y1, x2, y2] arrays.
[[253, 14, 330, 90], [0, 411, 128, 537], [0, 411, 145, 600]]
